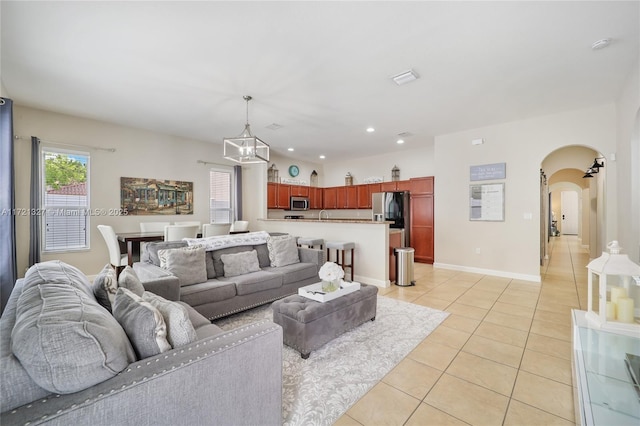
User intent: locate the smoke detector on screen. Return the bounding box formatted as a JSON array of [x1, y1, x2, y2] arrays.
[[591, 38, 611, 50]]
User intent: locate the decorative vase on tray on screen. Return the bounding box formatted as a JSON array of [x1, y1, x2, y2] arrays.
[[319, 262, 344, 293]]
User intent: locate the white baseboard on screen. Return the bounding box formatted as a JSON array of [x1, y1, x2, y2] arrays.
[[433, 263, 541, 283], [356, 275, 390, 288]]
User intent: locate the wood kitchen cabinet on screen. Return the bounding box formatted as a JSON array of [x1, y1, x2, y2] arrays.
[[309, 187, 323, 209], [267, 183, 291, 209], [290, 185, 309, 197], [356, 183, 381, 209], [323, 187, 338, 209], [380, 180, 411, 192], [410, 177, 434, 264]]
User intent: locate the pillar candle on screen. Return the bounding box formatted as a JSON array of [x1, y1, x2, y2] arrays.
[[606, 302, 616, 320], [610, 286, 628, 305], [616, 297, 635, 323]]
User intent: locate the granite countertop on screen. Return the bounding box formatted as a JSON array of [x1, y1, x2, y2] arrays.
[[259, 218, 392, 224]]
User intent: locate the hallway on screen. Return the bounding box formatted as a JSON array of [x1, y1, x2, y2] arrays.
[[337, 236, 589, 425]]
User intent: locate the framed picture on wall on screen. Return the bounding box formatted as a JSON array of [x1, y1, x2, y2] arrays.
[[120, 177, 193, 215], [469, 183, 504, 221]]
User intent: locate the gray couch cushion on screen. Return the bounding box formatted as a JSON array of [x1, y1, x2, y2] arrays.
[[264, 262, 318, 285], [142, 240, 188, 266], [11, 261, 136, 394], [142, 292, 198, 348], [219, 270, 282, 296], [92, 263, 118, 311], [180, 280, 237, 306], [118, 265, 145, 296], [158, 246, 207, 286], [221, 250, 261, 277], [267, 235, 300, 267], [113, 288, 172, 359]]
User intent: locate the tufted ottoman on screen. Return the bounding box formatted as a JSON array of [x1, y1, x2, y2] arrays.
[[271, 284, 378, 358]]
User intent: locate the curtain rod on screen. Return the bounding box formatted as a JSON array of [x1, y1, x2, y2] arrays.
[[15, 135, 116, 152]]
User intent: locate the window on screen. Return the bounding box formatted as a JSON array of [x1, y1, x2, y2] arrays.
[[209, 167, 234, 223], [41, 148, 90, 252]]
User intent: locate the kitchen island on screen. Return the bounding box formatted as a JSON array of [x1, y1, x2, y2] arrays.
[[257, 218, 395, 287]]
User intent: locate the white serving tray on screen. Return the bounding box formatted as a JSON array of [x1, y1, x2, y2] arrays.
[[298, 281, 361, 303]]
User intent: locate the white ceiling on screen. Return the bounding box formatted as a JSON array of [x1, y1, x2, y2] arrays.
[[1, 1, 638, 163]]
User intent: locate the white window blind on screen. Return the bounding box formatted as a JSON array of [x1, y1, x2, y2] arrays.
[[42, 149, 90, 252], [209, 168, 233, 224]]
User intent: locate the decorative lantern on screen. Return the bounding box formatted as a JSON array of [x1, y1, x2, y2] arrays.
[[586, 241, 640, 335], [391, 165, 400, 181], [267, 164, 279, 183], [310, 170, 318, 187], [345, 172, 353, 186]]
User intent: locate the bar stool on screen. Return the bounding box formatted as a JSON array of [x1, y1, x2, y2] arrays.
[[326, 241, 355, 281], [297, 237, 324, 250]]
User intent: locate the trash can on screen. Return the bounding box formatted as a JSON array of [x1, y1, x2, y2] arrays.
[[394, 247, 416, 287]]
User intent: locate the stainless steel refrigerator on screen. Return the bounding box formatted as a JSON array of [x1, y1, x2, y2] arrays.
[[372, 191, 410, 247]]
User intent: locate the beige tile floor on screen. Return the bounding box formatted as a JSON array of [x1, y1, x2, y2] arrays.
[[335, 236, 588, 426]]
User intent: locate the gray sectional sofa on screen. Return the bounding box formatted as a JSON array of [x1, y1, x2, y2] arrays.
[[133, 232, 325, 320], [0, 261, 283, 425]]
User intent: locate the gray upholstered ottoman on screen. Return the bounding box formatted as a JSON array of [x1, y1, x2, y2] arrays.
[[271, 284, 378, 358]]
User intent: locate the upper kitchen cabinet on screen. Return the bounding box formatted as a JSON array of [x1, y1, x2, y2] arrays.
[[290, 185, 309, 197], [357, 183, 381, 209], [323, 187, 338, 209], [380, 180, 411, 192], [309, 187, 323, 209], [267, 183, 291, 209]]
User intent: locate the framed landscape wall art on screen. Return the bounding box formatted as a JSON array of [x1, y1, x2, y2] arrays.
[[120, 177, 193, 215]]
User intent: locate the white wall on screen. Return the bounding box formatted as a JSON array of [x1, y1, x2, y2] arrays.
[[616, 58, 640, 263], [434, 104, 617, 281], [321, 140, 435, 187], [13, 105, 233, 276]]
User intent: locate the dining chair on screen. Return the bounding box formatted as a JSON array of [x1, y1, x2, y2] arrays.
[[174, 220, 202, 233], [97, 225, 128, 271], [229, 220, 249, 233], [202, 223, 231, 237], [164, 224, 199, 241], [140, 221, 171, 232]]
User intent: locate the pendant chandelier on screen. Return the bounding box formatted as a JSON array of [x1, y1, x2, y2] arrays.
[[223, 95, 270, 164]]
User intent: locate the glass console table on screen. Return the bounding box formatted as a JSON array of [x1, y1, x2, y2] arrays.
[[572, 310, 640, 425]]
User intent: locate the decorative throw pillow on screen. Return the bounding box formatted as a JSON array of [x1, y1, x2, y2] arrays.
[[220, 250, 261, 278], [142, 241, 188, 266], [92, 263, 118, 312], [158, 246, 207, 286], [267, 235, 300, 267], [112, 288, 172, 359], [12, 262, 136, 394], [118, 265, 145, 296], [142, 292, 198, 348]]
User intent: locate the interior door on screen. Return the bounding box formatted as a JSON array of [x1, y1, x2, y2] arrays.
[[561, 190, 579, 235]]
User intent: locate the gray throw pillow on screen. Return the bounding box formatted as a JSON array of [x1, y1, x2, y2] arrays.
[[92, 263, 118, 312], [113, 288, 172, 359], [118, 265, 145, 296], [142, 241, 188, 266], [12, 262, 136, 394], [220, 250, 261, 278], [267, 235, 300, 267], [142, 292, 198, 348], [158, 246, 207, 286]]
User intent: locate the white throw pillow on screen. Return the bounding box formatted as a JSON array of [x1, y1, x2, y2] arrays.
[[158, 246, 207, 286], [142, 292, 198, 348], [267, 235, 300, 267]]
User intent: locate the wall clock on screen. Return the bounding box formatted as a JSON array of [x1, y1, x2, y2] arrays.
[[288, 165, 300, 177]]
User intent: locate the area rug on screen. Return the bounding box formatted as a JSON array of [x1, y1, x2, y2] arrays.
[[214, 295, 449, 426]]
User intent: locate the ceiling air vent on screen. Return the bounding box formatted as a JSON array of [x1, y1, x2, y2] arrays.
[[391, 69, 419, 85]]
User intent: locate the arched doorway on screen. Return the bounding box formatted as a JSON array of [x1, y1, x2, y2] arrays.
[[540, 146, 606, 265]]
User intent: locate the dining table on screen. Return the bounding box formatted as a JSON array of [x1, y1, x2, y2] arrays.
[[116, 231, 164, 266]]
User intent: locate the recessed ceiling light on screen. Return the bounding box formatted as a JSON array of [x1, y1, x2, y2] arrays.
[[366, 127, 375, 133], [319, 155, 326, 159], [591, 38, 611, 50], [396, 139, 405, 144], [288, 148, 294, 152], [391, 69, 419, 85]]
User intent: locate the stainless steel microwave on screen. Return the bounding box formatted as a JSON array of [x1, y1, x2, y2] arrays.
[[290, 196, 309, 211]]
